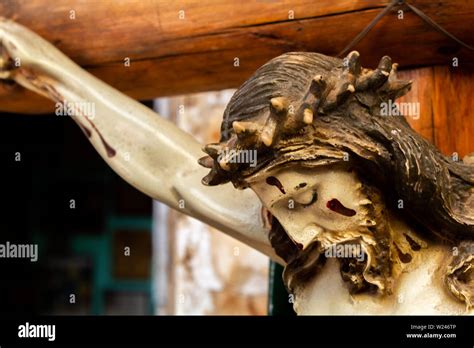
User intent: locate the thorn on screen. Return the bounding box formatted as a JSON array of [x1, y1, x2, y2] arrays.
[[261, 134, 273, 147], [232, 121, 258, 135], [389, 63, 399, 81], [314, 74, 324, 83], [377, 56, 392, 73], [0, 70, 11, 79], [387, 79, 412, 98], [356, 68, 390, 91], [309, 75, 325, 95], [201, 174, 212, 186], [270, 97, 289, 114], [203, 143, 223, 157], [218, 158, 231, 171], [202, 169, 225, 186], [346, 51, 361, 75], [393, 79, 412, 89], [303, 108, 313, 124], [354, 55, 392, 90], [218, 150, 235, 171], [232, 121, 245, 134], [198, 156, 214, 168], [336, 83, 354, 104], [323, 81, 356, 111], [261, 117, 277, 146]]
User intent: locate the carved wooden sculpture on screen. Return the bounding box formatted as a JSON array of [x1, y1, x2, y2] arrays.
[[0, 18, 472, 314], [199, 51, 474, 313]]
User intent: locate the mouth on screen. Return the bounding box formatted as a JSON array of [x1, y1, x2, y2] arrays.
[[267, 211, 393, 297]]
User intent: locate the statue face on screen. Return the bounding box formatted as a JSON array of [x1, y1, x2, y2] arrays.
[[250, 164, 474, 314], [250, 164, 371, 251], [198, 50, 474, 313]]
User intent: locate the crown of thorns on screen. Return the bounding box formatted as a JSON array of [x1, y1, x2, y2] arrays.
[[199, 51, 411, 187]]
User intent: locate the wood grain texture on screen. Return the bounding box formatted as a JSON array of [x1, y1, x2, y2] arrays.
[[398, 67, 435, 143], [1, 0, 473, 113], [432, 66, 474, 158], [399, 66, 474, 158]]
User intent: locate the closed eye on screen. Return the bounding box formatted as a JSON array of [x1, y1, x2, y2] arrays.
[[295, 190, 318, 207]]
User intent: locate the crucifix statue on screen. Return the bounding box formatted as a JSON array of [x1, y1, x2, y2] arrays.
[[0, 18, 472, 315]]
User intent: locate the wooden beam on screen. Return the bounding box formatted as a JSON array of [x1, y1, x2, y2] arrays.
[[1, 0, 473, 114]]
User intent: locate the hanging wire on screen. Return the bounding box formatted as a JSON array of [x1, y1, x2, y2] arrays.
[[404, 2, 474, 51], [337, 0, 474, 58]]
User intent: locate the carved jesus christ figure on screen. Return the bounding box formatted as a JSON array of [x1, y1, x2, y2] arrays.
[[0, 18, 473, 315], [199, 51, 474, 314]]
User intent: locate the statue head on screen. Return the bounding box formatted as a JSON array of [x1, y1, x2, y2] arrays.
[[199, 51, 474, 310]]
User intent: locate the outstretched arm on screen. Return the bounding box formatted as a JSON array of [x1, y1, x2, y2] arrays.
[[0, 18, 279, 262]]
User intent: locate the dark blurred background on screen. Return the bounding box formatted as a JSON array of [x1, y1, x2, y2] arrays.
[[0, 103, 154, 316]]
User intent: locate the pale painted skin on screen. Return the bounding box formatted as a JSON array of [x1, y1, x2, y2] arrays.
[[0, 17, 278, 262], [251, 166, 368, 250], [251, 165, 473, 315]]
